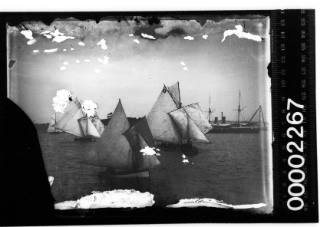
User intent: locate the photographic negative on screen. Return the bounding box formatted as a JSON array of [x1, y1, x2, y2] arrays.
[[1, 10, 317, 224]]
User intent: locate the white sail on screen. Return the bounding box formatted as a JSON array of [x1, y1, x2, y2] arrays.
[[146, 87, 181, 144], [55, 99, 84, 137], [183, 103, 212, 134], [92, 117, 105, 136], [86, 118, 101, 138], [79, 117, 101, 138], [78, 117, 87, 137], [187, 116, 209, 143], [169, 109, 209, 143]]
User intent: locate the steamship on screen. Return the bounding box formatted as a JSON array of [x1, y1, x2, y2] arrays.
[[207, 91, 267, 134]]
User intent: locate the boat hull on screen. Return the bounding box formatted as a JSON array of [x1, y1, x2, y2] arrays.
[[208, 126, 266, 134]]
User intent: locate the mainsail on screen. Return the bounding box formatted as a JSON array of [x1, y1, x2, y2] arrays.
[[55, 98, 84, 137], [183, 103, 212, 134], [91, 117, 105, 136], [147, 81, 211, 144], [146, 86, 181, 144], [91, 100, 160, 172], [78, 117, 101, 138], [169, 109, 209, 143]]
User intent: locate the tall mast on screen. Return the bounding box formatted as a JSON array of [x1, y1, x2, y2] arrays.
[[208, 95, 212, 122], [237, 90, 241, 126]]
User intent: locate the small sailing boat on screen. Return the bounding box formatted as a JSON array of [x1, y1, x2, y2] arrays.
[[77, 100, 105, 141], [90, 99, 160, 176], [47, 89, 72, 133], [77, 116, 102, 141], [147, 82, 211, 154], [47, 112, 63, 133], [55, 98, 104, 140], [55, 97, 84, 137]]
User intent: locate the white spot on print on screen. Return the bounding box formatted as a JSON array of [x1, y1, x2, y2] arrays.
[[54, 190, 155, 209], [184, 36, 194, 40], [202, 34, 208, 39], [141, 33, 156, 40], [167, 198, 266, 209], [97, 39, 108, 50], [44, 48, 58, 53], [221, 25, 262, 42]]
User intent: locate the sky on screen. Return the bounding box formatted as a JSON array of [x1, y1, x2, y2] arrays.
[[7, 15, 270, 124]]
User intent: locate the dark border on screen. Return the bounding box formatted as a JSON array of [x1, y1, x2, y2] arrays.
[[0, 10, 318, 224]]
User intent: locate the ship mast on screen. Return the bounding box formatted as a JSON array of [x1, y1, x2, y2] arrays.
[[237, 91, 241, 126], [236, 90, 245, 126], [208, 95, 212, 122]]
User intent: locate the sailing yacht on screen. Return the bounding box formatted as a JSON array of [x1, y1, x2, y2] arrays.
[[147, 82, 211, 153], [47, 112, 63, 133], [89, 99, 160, 176], [55, 98, 104, 140]]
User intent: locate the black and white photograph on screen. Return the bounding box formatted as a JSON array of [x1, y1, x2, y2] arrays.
[[6, 14, 273, 213], [1, 8, 319, 224]]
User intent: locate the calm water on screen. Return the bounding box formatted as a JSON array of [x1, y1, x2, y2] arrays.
[[37, 125, 270, 207]]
